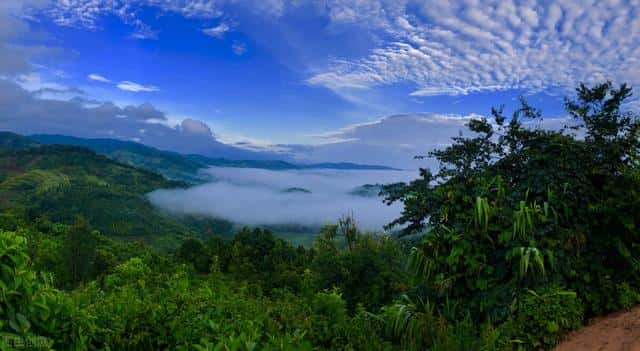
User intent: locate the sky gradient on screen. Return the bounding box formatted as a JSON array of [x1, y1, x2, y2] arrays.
[[1, 0, 639, 168]]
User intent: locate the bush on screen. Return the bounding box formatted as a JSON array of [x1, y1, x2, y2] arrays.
[[380, 82, 640, 348], [615, 282, 640, 310], [176, 237, 211, 273], [0, 230, 94, 350], [514, 288, 584, 349], [309, 289, 349, 347]]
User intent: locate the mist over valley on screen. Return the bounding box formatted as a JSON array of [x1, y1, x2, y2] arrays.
[[148, 166, 416, 230]]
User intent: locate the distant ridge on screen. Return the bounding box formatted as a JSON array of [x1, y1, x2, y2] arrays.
[[302, 162, 399, 170], [0, 131, 39, 152], [28, 134, 398, 183]]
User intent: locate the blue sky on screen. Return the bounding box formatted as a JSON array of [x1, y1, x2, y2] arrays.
[[0, 1, 639, 168], [31, 2, 403, 144]]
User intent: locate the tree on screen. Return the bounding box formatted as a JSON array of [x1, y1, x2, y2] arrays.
[[176, 238, 211, 273], [338, 213, 358, 251], [0, 230, 93, 349], [311, 222, 407, 310], [381, 82, 640, 348], [64, 216, 98, 286]]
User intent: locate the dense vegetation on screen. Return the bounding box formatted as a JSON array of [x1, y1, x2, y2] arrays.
[[0, 137, 233, 249], [1, 82, 639, 350], [380, 82, 640, 349], [31, 134, 211, 184]]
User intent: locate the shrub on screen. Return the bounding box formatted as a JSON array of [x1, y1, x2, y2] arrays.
[[615, 282, 640, 310], [514, 288, 584, 349], [381, 82, 640, 348], [0, 230, 94, 350], [309, 289, 349, 348]]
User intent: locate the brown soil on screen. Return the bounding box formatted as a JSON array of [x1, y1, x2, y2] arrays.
[[553, 306, 640, 351]]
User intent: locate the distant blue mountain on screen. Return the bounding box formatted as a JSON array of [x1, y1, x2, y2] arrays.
[[30, 134, 397, 183], [303, 162, 398, 170]]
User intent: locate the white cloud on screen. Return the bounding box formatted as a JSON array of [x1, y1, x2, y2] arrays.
[[0, 79, 281, 160], [36, 0, 288, 39], [311, 113, 477, 145], [283, 113, 478, 169], [88, 73, 110, 82], [231, 41, 247, 55], [15, 72, 71, 92], [129, 24, 158, 40], [307, 1, 640, 100], [42, 0, 223, 36], [149, 167, 416, 229], [32, 0, 640, 100], [162, 0, 222, 18], [284, 112, 578, 169], [202, 22, 230, 38], [116, 80, 160, 92], [180, 118, 213, 136]]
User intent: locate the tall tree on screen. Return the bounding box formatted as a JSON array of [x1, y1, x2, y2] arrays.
[[64, 216, 98, 286]]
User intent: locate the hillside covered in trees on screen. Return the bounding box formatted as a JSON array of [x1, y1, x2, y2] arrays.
[[1, 82, 640, 350], [0, 133, 234, 249]]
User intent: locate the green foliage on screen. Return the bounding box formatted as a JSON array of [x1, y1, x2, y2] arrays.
[[1, 83, 640, 350], [75, 255, 391, 350], [30, 134, 211, 184], [0, 141, 239, 251], [64, 217, 98, 287], [0, 230, 94, 350], [382, 82, 640, 349], [177, 238, 211, 273], [311, 224, 408, 310], [0, 215, 408, 350], [338, 214, 358, 251], [614, 282, 640, 310], [513, 288, 584, 349], [309, 289, 349, 347]]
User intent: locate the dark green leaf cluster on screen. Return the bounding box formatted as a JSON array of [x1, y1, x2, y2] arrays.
[[381, 82, 640, 349], [0, 223, 403, 350]]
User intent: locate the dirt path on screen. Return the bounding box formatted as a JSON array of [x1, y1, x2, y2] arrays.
[[553, 306, 640, 351]]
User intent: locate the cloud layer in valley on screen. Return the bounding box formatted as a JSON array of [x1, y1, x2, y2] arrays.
[[148, 167, 417, 229]]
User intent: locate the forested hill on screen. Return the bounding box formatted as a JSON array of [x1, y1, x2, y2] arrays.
[[30, 134, 397, 184], [0, 131, 38, 151], [30, 134, 209, 183], [0, 133, 231, 249]]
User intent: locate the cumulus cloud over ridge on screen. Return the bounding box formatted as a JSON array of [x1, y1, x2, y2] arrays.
[[0, 79, 282, 160]]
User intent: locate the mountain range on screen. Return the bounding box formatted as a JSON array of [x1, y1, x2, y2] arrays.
[[29, 134, 397, 183]]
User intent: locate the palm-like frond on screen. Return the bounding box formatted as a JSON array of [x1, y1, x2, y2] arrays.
[[383, 295, 435, 351], [407, 246, 435, 280]]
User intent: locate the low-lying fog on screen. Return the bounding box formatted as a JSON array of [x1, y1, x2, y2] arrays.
[[148, 167, 418, 230]]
